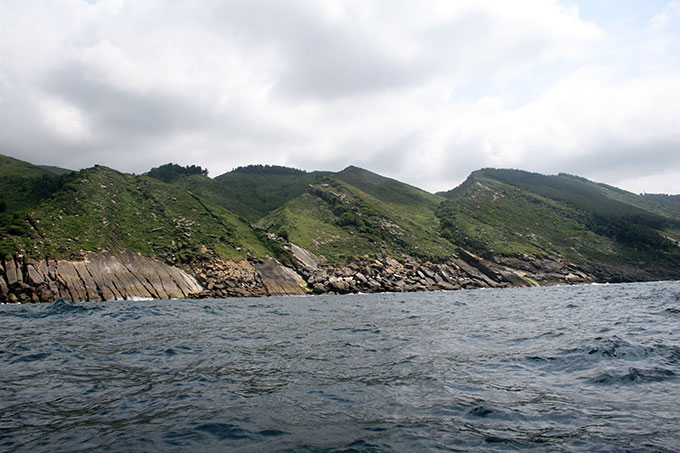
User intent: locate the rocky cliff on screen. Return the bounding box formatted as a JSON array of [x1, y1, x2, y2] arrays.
[[2, 157, 678, 303], [1, 243, 600, 303], [0, 251, 202, 303]]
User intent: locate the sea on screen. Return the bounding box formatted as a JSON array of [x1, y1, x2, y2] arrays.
[[1, 281, 679, 452]]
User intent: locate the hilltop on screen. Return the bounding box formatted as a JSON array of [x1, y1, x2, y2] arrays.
[[436, 168, 680, 280], [1, 154, 679, 302]]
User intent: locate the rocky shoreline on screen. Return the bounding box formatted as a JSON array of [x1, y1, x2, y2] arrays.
[[0, 251, 202, 303], [0, 242, 608, 303], [3, 241, 678, 304]]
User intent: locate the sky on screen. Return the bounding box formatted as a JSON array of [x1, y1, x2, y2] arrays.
[[0, 0, 679, 194]]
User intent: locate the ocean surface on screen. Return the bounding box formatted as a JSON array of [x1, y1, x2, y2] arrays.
[[1, 281, 680, 452]]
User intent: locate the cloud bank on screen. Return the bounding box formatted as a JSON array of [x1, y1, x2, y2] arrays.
[[1, 0, 679, 193]]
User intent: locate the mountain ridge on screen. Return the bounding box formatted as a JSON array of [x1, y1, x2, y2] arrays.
[[1, 154, 679, 303]]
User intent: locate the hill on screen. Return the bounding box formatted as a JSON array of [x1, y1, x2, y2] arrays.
[[2, 154, 680, 302], [0, 164, 288, 265], [38, 165, 74, 176], [0, 155, 69, 214], [436, 169, 680, 271], [167, 165, 331, 222], [643, 193, 680, 213], [258, 166, 454, 263]]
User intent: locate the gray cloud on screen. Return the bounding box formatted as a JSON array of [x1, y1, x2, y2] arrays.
[[1, 0, 679, 193]]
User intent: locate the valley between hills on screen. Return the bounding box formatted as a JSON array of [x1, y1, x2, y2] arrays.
[[1, 154, 679, 303]]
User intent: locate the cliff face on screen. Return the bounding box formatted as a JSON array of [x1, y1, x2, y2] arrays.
[[1, 243, 601, 303], [1, 251, 202, 303]]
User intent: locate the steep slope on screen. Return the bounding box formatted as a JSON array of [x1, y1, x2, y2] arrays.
[[643, 193, 680, 213], [176, 165, 331, 222], [0, 165, 283, 264], [259, 167, 455, 263], [3, 156, 680, 303], [436, 169, 680, 275], [37, 165, 74, 176], [0, 154, 69, 214]]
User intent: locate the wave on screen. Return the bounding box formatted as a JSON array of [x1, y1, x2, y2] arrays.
[[0, 298, 103, 319], [589, 367, 676, 385], [523, 336, 680, 373]]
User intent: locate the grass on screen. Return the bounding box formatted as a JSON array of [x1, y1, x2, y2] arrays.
[[0, 165, 281, 263], [259, 170, 456, 263], [436, 169, 680, 266], [2, 154, 678, 273], [0, 155, 70, 214]]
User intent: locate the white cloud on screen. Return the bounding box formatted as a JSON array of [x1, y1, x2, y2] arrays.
[[38, 96, 92, 142], [0, 0, 679, 194]]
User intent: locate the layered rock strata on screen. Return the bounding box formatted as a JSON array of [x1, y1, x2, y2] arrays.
[[1, 244, 598, 303], [1, 251, 201, 303], [292, 252, 590, 296], [186, 257, 308, 298]]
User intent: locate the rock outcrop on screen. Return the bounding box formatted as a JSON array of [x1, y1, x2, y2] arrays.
[[186, 257, 308, 298], [253, 258, 308, 296], [0, 244, 601, 304], [0, 251, 202, 303]]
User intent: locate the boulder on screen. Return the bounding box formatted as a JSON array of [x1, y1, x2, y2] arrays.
[[26, 264, 45, 286], [4, 259, 20, 287], [367, 279, 382, 291], [38, 260, 49, 279], [329, 279, 349, 293], [565, 272, 581, 283], [253, 257, 307, 296], [290, 243, 322, 270], [0, 276, 8, 299], [312, 283, 326, 294]]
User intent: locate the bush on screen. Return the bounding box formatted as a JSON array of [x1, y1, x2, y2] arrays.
[[146, 163, 208, 183]]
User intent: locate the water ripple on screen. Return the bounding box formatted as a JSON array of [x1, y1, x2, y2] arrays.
[[1, 281, 679, 451]]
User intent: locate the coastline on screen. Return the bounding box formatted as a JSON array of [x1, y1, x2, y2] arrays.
[[3, 244, 677, 303]]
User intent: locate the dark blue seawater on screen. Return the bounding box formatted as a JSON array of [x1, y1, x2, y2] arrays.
[[1, 281, 680, 452]]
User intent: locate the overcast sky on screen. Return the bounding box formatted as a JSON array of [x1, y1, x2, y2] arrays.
[[1, 0, 679, 194]]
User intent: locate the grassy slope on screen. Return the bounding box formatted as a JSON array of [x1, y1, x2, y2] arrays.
[[4, 153, 679, 272], [436, 169, 680, 264], [173, 171, 331, 222], [0, 165, 280, 263], [643, 193, 680, 214], [259, 167, 456, 263], [0, 154, 68, 214], [38, 165, 74, 176]]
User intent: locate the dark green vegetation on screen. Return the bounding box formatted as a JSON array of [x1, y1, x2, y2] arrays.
[[146, 163, 208, 183], [231, 164, 307, 175], [0, 158, 287, 263], [2, 154, 679, 275], [436, 169, 680, 266], [644, 193, 680, 211], [258, 166, 453, 262], [0, 155, 72, 215], [171, 166, 330, 222], [38, 165, 74, 176]]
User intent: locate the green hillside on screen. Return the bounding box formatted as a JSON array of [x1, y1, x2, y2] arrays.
[[38, 165, 74, 176], [259, 168, 455, 263], [2, 153, 679, 281], [171, 165, 331, 222], [644, 193, 680, 213], [0, 164, 286, 263], [0, 155, 68, 214], [436, 169, 680, 265]]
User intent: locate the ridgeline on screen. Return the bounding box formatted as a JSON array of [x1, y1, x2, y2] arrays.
[[1, 155, 679, 302]]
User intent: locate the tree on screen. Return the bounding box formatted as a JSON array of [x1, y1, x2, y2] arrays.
[[146, 163, 208, 183]]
